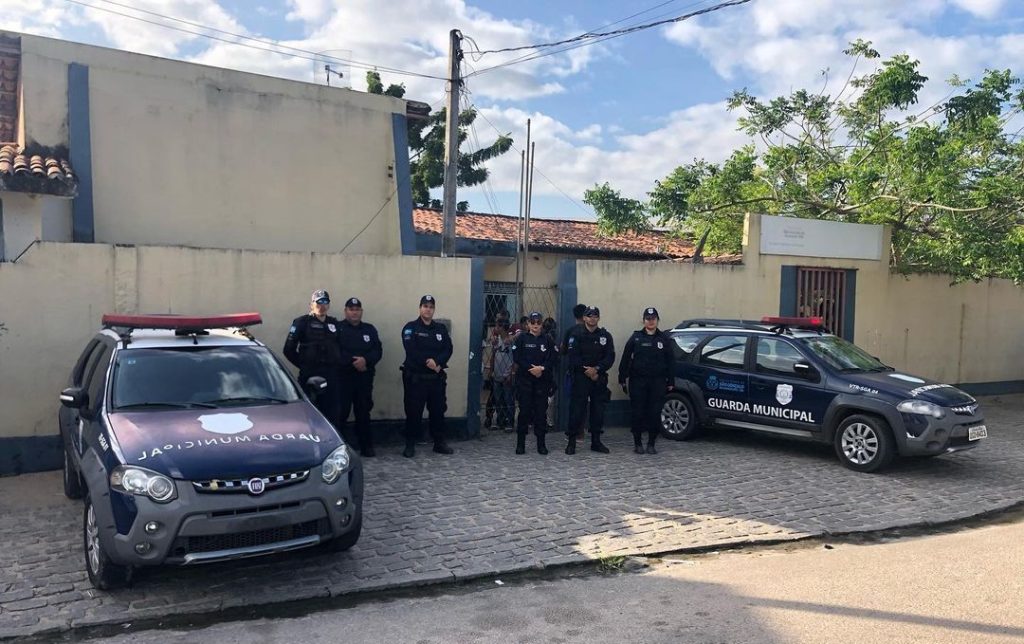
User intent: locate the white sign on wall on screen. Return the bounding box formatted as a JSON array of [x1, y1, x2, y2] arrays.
[[759, 215, 883, 260]]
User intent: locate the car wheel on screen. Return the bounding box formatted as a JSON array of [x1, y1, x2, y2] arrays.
[[63, 445, 84, 500], [834, 414, 896, 473], [661, 393, 699, 441], [328, 512, 362, 552], [84, 497, 131, 590]]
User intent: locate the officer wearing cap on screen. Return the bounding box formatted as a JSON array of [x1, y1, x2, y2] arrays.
[[565, 306, 615, 454], [284, 289, 343, 430], [618, 307, 675, 454], [511, 311, 558, 455], [337, 297, 383, 457], [400, 295, 454, 457]]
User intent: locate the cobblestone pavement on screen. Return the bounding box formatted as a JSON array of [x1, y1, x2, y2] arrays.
[[2, 395, 1022, 639]]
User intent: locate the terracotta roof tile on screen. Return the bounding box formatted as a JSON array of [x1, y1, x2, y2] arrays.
[[0, 145, 77, 197], [412, 208, 699, 259]]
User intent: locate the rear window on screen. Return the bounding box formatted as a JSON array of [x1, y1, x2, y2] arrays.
[[111, 346, 300, 410], [699, 335, 747, 369], [671, 332, 707, 358]]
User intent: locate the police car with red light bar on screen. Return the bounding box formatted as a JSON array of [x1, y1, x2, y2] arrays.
[[58, 313, 363, 589], [660, 317, 987, 472]]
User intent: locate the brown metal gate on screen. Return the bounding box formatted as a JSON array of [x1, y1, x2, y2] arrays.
[[796, 267, 846, 337]]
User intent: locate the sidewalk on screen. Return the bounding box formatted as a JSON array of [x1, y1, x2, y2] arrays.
[[2, 395, 1022, 639]]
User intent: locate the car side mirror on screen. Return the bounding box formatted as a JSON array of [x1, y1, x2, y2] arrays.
[[60, 387, 88, 409], [305, 376, 327, 395], [793, 363, 817, 380]]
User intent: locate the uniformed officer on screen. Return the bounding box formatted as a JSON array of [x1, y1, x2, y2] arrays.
[[565, 306, 615, 454], [284, 289, 343, 430], [512, 311, 558, 455], [618, 307, 675, 454], [337, 297, 383, 457], [401, 295, 454, 458]]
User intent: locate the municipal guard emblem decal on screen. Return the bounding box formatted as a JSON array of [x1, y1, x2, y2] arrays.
[[436, 333, 443, 341], [327, 323, 336, 333], [599, 337, 607, 346], [363, 334, 371, 342], [247, 477, 265, 495], [706, 375, 719, 391], [657, 342, 663, 349], [197, 413, 253, 435], [776, 384, 793, 406]]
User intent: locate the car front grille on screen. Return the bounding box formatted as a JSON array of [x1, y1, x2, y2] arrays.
[[192, 470, 309, 494], [171, 518, 329, 556]]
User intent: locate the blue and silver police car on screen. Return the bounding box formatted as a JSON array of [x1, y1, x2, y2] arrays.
[[660, 317, 987, 472], [58, 313, 363, 589]]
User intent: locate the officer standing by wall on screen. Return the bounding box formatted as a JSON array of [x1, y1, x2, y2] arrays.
[[565, 306, 615, 454], [401, 295, 454, 458], [284, 289, 343, 430], [618, 307, 674, 454], [512, 311, 557, 455], [337, 297, 383, 457]]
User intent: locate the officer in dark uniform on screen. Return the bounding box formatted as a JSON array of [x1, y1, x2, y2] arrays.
[[337, 297, 383, 457], [565, 306, 615, 454], [401, 295, 454, 458], [618, 307, 675, 454], [512, 311, 557, 455], [284, 289, 343, 430]]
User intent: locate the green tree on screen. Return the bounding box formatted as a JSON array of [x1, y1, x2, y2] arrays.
[[367, 71, 513, 210], [589, 42, 1024, 282]]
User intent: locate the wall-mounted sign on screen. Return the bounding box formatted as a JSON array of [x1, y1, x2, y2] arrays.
[[760, 215, 883, 260]]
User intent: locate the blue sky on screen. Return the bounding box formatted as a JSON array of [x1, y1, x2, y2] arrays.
[[4, 0, 1024, 219]]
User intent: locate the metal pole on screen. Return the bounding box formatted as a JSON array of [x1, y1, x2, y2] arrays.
[[518, 119, 531, 317], [441, 29, 462, 258], [522, 141, 535, 314], [514, 148, 525, 305]]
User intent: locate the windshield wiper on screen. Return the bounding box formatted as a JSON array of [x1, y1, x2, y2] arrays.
[[199, 396, 290, 406], [116, 401, 218, 410]]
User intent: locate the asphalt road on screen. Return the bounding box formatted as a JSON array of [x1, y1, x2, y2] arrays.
[[79, 516, 1024, 644]]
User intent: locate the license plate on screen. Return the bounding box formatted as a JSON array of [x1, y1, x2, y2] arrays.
[[968, 425, 988, 441]]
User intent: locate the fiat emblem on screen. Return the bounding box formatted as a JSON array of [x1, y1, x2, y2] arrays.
[[247, 477, 265, 495]]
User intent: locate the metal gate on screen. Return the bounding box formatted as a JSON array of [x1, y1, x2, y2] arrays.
[[795, 267, 846, 337], [483, 281, 558, 324]]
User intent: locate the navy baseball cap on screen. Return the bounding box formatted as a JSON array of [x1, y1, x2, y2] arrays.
[[584, 306, 600, 317], [420, 294, 436, 306], [345, 297, 362, 308], [643, 307, 659, 319], [528, 311, 543, 322], [311, 289, 330, 304]]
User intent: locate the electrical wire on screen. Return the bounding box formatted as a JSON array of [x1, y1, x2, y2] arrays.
[[339, 188, 398, 254], [61, 0, 448, 81]]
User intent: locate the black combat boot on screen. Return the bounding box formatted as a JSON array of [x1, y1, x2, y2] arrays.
[[591, 437, 610, 454], [515, 434, 526, 455], [433, 441, 454, 455], [565, 438, 576, 455], [537, 433, 548, 455], [633, 436, 644, 454], [646, 435, 657, 454], [402, 443, 416, 458]]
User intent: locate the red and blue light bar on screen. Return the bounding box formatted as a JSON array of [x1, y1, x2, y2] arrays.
[[101, 313, 262, 330]]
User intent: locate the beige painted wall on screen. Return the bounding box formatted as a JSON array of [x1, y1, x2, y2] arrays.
[[575, 215, 1024, 403], [15, 32, 405, 256], [0, 243, 473, 441], [1, 193, 72, 260], [483, 251, 576, 286]]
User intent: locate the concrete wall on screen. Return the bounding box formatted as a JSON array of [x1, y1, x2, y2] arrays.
[[573, 214, 1024, 404], [483, 251, 581, 286], [0, 243, 473, 472], [15, 32, 405, 255], [0, 193, 72, 260]]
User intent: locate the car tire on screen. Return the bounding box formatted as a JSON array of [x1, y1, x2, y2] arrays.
[[84, 497, 132, 590], [661, 392, 699, 441], [834, 414, 896, 473], [63, 445, 85, 500], [327, 512, 362, 552]]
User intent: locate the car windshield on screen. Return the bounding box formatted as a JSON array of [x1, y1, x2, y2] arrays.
[[111, 345, 300, 410], [801, 336, 889, 373]]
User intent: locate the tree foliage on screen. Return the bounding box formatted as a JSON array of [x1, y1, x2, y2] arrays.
[[589, 42, 1024, 282], [367, 71, 513, 210]]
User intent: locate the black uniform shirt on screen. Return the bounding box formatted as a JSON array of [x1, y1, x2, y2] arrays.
[[512, 331, 557, 383], [566, 326, 615, 374], [338, 321, 383, 374], [401, 318, 453, 374], [283, 314, 342, 372], [618, 329, 674, 387]]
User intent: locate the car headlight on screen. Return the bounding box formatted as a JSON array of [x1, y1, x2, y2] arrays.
[[321, 445, 351, 484], [897, 400, 945, 419], [110, 465, 177, 503]]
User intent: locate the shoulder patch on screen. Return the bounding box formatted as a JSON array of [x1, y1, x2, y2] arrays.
[[289, 325, 296, 333]]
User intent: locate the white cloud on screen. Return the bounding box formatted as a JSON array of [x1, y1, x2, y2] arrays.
[[0, 0, 77, 38], [951, 0, 1005, 18]]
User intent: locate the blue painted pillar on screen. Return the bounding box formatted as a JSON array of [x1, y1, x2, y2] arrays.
[[68, 63, 94, 243], [556, 260, 578, 435], [465, 258, 485, 438], [392, 112, 416, 255]]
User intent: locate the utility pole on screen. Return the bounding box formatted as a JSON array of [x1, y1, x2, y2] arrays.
[[441, 29, 463, 258]]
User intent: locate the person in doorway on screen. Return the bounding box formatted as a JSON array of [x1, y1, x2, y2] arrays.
[[489, 321, 515, 431], [618, 307, 674, 454], [565, 306, 615, 454], [512, 312, 557, 454], [336, 297, 383, 457], [542, 317, 559, 432], [400, 295, 454, 458], [284, 289, 343, 431]]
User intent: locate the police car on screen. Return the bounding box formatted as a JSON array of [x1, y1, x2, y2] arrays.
[[58, 313, 363, 589], [660, 317, 987, 472]]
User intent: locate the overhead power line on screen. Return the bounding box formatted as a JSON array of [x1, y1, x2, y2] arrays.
[[470, 0, 753, 56], [61, 0, 448, 81]]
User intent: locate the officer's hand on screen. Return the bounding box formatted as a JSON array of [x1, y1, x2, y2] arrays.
[[621, 382, 628, 395], [667, 384, 674, 392], [583, 366, 598, 379], [528, 365, 544, 378], [352, 356, 367, 371], [426, 358, 438, 371]]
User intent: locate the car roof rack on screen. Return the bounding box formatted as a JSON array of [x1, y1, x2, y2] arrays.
[[101, 313, 262, 347], [674, 317, 829, 336]]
